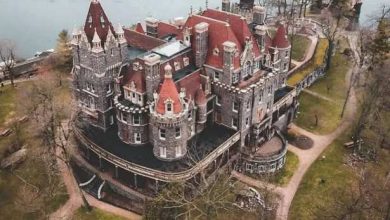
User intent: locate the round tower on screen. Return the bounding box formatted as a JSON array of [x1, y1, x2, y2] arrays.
[[150, 64, 189, 161]]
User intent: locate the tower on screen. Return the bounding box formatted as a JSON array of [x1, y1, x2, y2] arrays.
[[71, 0, 125, 131], [255, 25, 267, 52], [150, 65, 189, 161]]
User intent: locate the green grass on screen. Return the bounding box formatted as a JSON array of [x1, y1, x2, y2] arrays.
[[295, 92, 342, 134], [0, 85, 17, 125], [287, 38, 329, 86], [272, 151, 299, 186], [291, 35, 312, 61], [289, 130, 357, 220], [307, 53, 350, 103], [72, 207, 128, 220]]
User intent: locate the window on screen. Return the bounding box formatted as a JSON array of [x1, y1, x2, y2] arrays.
[[216, 95, 221, 106], [246, 100, 250, 111], [134, 133, 141, 144], [242, 61, 252, 78], [285, 50, 289, 58], [175, 127, 181, 139], [122, 112, 128, 122], [246, 117, 250, 127], [138, 94, 142, 102], [133, 115, 140, 125], [232, 73, 239, 84], [107, 84, 111, 93], [233, 101, 239, 112], [160, 146, 166, 157], [132, 92, 136, 99], [166, 102, 173, 113], [214, 72, 220, 81], [259, 90, 263, 103], [109, 115, 114, 125], [174, 62, 181, 71], [213, 48, 219, 56], [188, 110, 192, 120], [176, 145, 182, 157], [284, 63, 288, 71], [232, 118, 238, 129], [88, 15, 92, 23], [110, 48, 114, 56], [183, 57, 189, 66], [159, 128, 166, 140]]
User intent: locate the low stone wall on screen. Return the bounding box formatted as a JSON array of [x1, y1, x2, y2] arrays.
[[295, 65, 326, 94]]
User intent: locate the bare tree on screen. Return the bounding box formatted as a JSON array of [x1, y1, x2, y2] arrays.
[[20, 74, 92, 212], [0, 40, 16, 87]]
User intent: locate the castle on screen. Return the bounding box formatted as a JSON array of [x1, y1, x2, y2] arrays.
[[71, 0, 298, 211]]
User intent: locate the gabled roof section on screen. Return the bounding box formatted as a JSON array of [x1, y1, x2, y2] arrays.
[[272, 25, 290, 48], [135, 22, 145, 34], [202, 9, 261, 58], [157, 22, 181, 38], [84, 0, 115, 44], [176, 70, 202, 100], [183, 15, 242, 69], [123, 67, 146, 93], [124, 29, 166, 51]]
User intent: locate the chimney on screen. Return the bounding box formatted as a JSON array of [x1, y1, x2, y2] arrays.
[[145, 17, 159, 38], [253, 5, 266, 25], [194, 22, 209, 68]]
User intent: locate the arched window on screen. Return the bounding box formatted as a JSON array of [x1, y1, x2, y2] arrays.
[[165, 99, 173, 113]]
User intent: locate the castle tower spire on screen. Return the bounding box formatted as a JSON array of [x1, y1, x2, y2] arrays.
[[84, 0, 115, 44]]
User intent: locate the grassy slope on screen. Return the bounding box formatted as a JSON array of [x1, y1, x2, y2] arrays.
[[294, 53, 351, 134], [0, 81, 70, 219], [287, 38, 329, 86], [291, 35, 312, 61], [273, 151, 299, 186], [289, 130, 357, 219]]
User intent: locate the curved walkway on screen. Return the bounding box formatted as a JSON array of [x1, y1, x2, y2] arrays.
[[233, 35, 359, 220]]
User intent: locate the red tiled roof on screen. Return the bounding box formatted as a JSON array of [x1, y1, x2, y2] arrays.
[[272, 25, 290, 48], [156, 66, 183, 114], [176, 70, 202, 100], [123, 68, 146, 93], [157, 22, 181, 38], [182, 15, 242, 69], [124, 29, 166, 50], [202, 9, 261, 58], [135, 22, 145, 34], [84, 1, 115, 44]]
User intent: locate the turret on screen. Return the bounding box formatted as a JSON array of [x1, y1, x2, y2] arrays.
[[115, 23, 128, 62], [195, 85, 207, 133], [223, 40, 236, 84], [150, 64, 189, 161], [194, 22, 209, 68], [91, 29, 104, 53]]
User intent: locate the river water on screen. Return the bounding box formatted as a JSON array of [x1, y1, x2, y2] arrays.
[[0, 0, 387, 58]]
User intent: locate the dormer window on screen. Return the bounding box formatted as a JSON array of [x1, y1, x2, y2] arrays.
[[174, 62, 181, 71], [183, 57, 189, 66], [165, 99, 173, 113], [100, 15, 105, 24], [133, 62, 140, 71], [214, 72, 220, 81], [88, 15, 92, 23], [213, 48, 220, 56]]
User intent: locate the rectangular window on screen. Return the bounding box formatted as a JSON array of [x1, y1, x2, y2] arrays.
[[285, 51, 289, 58], [159, 128, 166, 140], [167, 103, 172, 112], [233, 101, 239, 112], [160, 146, 166, 158], [188, 110, 192, 120], [284, 63, 288, 71], [174, 62, 181, 71], [133, 115, 140, 125], [232, 73, 238, 84], [176, 145, 182, 157], [132, 92, 136, 98], [246, 117, 250, 127], [134, 133, 141, 144], [232, 118, 238, 129], [259, 90, 263, 103], [216, 95, 221, 106], [214, 72, 220, 81], [122, 112, 128, 122], [183, 57, 190, 66], [175, 127, 181, 139], [107, 84, 111, 93], [246, 100, 250, 111]]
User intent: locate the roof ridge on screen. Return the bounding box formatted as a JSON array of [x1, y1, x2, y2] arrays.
[[124, 28, 165, 43], [192, 15, 229, 26]]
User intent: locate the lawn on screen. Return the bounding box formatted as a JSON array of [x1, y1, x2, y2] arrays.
[[289, 130, 357, 220], [295, 92, 342, 134], [72, 207, 127, 220], [291, 35, 312, 61], [287, 38, 329, 86], [0, 81, 70, 219], [307, 52, 351, 103], [272, 151, 299, 186]]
